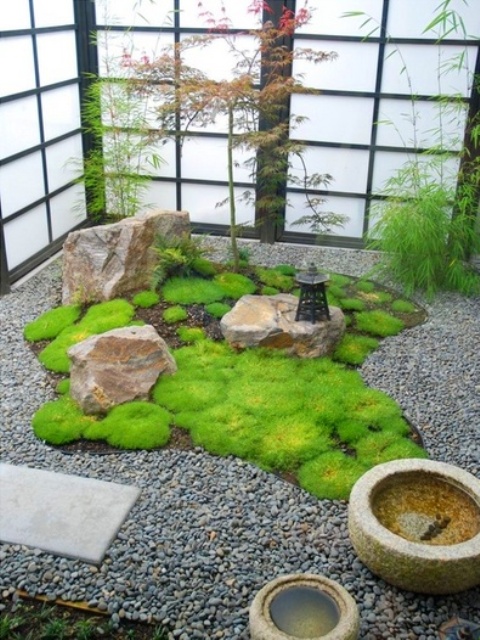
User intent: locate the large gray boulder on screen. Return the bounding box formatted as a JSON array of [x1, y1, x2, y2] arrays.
[[68, 325, 177, 415], [62, 209, 190, 304], [220, 294, 345, 358]]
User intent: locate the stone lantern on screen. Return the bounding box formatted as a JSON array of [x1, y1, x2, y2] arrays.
[[295, 263, 330, 323]]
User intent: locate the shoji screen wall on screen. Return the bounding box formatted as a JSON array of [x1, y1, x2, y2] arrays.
[[0, 0, 87, 292]]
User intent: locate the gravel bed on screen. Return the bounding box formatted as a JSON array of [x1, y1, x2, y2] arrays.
[[1, 238, 479, 639]]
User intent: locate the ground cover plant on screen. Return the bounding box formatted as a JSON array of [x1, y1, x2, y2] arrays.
[[25, 259, 427, 500], [0, 595, 168, 639]]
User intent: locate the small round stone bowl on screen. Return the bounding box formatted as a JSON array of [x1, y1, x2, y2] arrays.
[[348, 459, 480, 594], [249, 573, 359, 640]]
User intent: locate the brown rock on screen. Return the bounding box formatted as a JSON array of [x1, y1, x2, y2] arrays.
[[62, 209, 190, 304], [220, 294, 345, 358], [68, 325, 177, 415]]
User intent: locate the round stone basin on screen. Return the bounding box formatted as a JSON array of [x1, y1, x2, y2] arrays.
[[249, 574, 359, 640], [348, 459, 480, 594]]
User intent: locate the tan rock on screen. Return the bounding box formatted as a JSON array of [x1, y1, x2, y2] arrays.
[[62, 209, 190, 304], [68, 325, 176, 415], [220, 294, 345, 358]]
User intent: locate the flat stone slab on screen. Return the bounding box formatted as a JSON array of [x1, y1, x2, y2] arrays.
[[0, 464, 141, 564]]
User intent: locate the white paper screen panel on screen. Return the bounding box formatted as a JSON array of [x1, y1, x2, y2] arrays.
[[95, 0, 174, 27], [33, 0, 74, 27], [0, 0, 30, 30], [382, 44, 476, 98], [290, 94, 374, 146], [0, 153, 45, 217], [45, 135, 83, 193], [293, 40, 379, 93], [37, 32, 78, 87], [0, 37, 36, 97], [50, 184, 87, 240], [288, 147, 370, 195], [284, 193, 366, 238], [4, 206, 49, 269], [182, 184, 255, 226], [297, 0, 383, 37], [181, 137, 253, 183], [371, 151, 461, 194], [97, 32, 174, 76], [180, 34, 258, 83], [0, 98, 40, 160], [42, 86, 82, 142], [140, 181, 178, 212], [387, 0, 480, 39], [376, 99, 468, 151], [181, 0, 260, 29]]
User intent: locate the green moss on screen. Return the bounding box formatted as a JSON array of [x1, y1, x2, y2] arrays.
[[205, 302, 231, 318], [391, 299, 417, 313], [261, 286, 279, 296], [84, 402, 171, 450], [192, 257, 218, 277], [327, 292, 339, 307], [24, 305, 81, 342], [56, 379, 70, 395], [256, 267, 294, 291], [274, 264, 297, 276], [163, 306, 188, 324], [162, 277, 224, 305], [333, 334, 379, 366], [356, 280, 375, 293], [370, 290, 393, 304], [32, 397, 97, 445], [214, 272, 256, 299], [327, 285, 347, 299], [176, 326, 206, 343], [338, 297, 366, 312], [355, 310, 405, 337], [336, 420, 371, 444], [132, 290, 160, 308], [38, 299, 135, 373], [329, 273, 352, 287], [298, 451, 368, 500], [355, 432, 427, 466]]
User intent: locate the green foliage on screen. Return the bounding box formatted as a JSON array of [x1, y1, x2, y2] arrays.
[[338, 297, 366, 312], [163, 305, 188, 324], [262, 285, 280, 295], [391, 299, 417, 313], [152, 234, 209, 288], [333, 334, 379, 366], [213, 272, 256, 299], [274, 264, 297, 276], [355, 309, 405, 337], [205, 302, 231, 318], [298, 452, 368, 500], [83, 402, 171, 450], [355, 432, 427, 466], [56, 379, 71, 395], [355, 280, 375, 293], [32, 397, 97, 445], [38, 299, 135, 373], [152, 340, 420, 499], [329, 273, 352, 287], [162, 277, 224, 305], [255, 267, 294, 291], [192, 257, 218, 277], [327, 285, 347, 299], [132, 290, 160, 308], [176, 326, 206, 343], [369, 165, 480, 299], [24, 305, 81, 342]]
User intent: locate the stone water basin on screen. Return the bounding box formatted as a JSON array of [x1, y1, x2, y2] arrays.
[[348, 459, 480, 594]]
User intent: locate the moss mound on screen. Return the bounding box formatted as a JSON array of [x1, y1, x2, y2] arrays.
[[32, 397, 97, 445], [162, 277, 224, 305], [333, 334, 379, 366], [132, 290, 160, 308], [163, 306, 188, 324], [24, 305, 81, 342], [214, 272, 256, 299], [355, 310, 405, 337], [205, 302, 231, 318]]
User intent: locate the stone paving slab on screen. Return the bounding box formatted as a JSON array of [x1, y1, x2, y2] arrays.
[[0, 464, 141, 564]]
